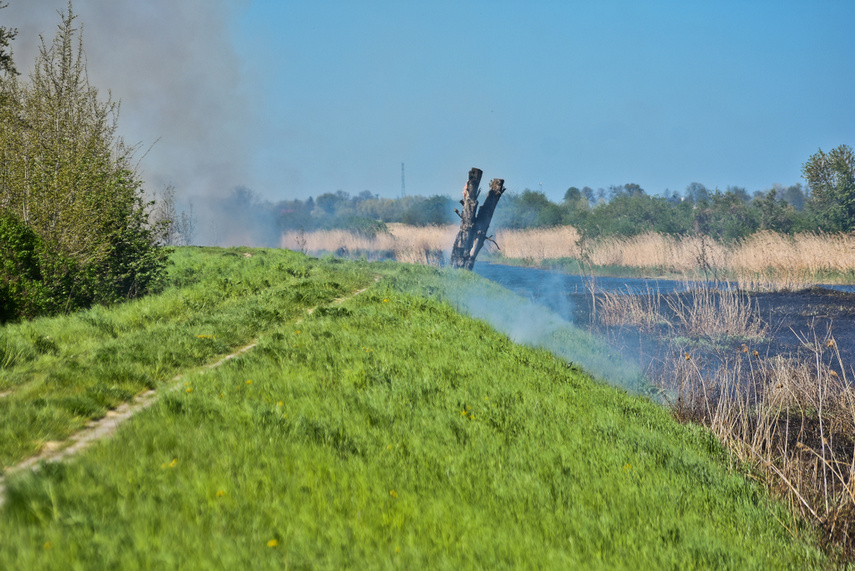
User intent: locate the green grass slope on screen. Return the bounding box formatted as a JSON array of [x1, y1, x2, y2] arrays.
[[0, 248, 824, 568]]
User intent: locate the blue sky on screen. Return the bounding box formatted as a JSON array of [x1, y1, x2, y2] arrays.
[[5, 0, 854, 202], [231, 0, 853, 200]]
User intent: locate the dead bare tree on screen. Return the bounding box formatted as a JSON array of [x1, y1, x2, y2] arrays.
[[450, 168, 506, 269]]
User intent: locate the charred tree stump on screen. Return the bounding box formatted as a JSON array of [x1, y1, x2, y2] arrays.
[[450, 168, 506, 270]]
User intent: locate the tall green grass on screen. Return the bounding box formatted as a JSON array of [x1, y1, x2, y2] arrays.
[[0, 249, 826, 567], [0, 247, 375, 468]]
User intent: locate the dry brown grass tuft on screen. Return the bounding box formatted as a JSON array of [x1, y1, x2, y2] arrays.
[[658, 343, 855, 561], [729, 231, 855, 290], [279, 225, 457, 266], [493, 226, 582, 260], [597, 283, 767, 339], [588, 233, 728, 275], [597, 286, 667, 330]]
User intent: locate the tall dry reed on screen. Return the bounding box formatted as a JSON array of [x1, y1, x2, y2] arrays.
[[600, 285, 855, 561], [493, 226, 582, 260], [492, 227, 855, 289], [280, 225, 855, 288], [280, 224, 457, 266], [658, 341, 855, 561]]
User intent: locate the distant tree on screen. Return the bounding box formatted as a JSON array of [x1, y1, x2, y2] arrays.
[[0, 2, 17, 77], [607, 185, 625, 200], [315, 191, 347, 215], [563, 187, 581, 203], [700, 188, 759, 241], [753, 188, 793, 233], [624, 183, 645, 196], [685, 182, 709, 204], [783, 183, 806, 211], [802, 145, 855, 231], [584, 193, 688, 238], [150, 185, 196, 246], [664, 189, 682, 204], [493, 189, 566, 229], [401, 195, 455, 226], [581, 186, 595, 203], [725, 186, 751, 203]]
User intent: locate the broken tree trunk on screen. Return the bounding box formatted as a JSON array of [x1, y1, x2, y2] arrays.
[[450, 168, 506, 270]]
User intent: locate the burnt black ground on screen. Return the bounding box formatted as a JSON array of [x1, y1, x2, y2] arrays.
[[473, 263, 855, 379]]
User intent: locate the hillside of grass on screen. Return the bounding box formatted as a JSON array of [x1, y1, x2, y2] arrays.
[[0, 248, 825, 568]]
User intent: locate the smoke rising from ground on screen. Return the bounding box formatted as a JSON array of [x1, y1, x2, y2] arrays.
[[3, 0, 258, 245], [447, 276, 645, 392]]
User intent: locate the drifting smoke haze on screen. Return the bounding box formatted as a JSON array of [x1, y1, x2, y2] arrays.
[[3, 0, 264, 245], [448, 276, 645, 392]]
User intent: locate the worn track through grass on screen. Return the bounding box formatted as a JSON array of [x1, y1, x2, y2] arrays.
[[0, 279, 378, 507]]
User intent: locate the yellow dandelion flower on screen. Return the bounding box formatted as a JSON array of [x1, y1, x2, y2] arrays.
[[295, 330, 301, 334], [386, 445, 392, 450], [277, 401, 284, 406], [185, 387, 193, 393], [216, 490, 225, 497], [267, 539, 279, 548], [383, 299, 389, 303], [389, 489, 398, 498], [168, 458, 178, 468], [246, 380, 252, 385]]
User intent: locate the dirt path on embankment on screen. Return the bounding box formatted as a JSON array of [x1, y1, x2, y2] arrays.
[[0, 280, 378, 506]]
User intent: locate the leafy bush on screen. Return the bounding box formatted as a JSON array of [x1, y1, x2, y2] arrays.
[[0, 210, 77, 322], [0, 7, 168, 322]]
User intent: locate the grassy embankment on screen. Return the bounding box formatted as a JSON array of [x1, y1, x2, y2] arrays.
[[283, 224, 855, 288], [0, 247, 827, 567]]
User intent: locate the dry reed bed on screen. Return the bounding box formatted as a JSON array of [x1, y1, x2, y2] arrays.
[[279, 225, 855, 288], [280, 224, 457, 265], [496, 228, 855, 289], [493, 226, 582, 260], [599, 284, 855, 561]]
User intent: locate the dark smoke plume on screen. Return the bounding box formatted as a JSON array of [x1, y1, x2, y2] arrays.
[[3, 0, 258, 245]]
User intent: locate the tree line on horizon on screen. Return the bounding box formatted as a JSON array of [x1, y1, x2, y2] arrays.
[[220, 146, 853, 245]]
